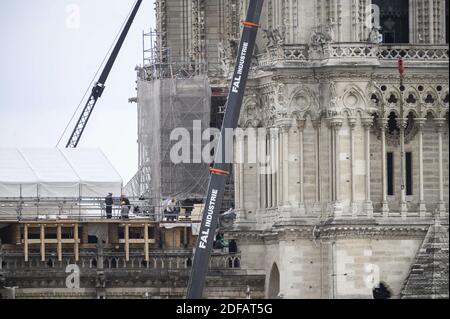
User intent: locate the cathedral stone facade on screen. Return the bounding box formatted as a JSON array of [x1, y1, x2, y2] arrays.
[[226, 0, 449, 299], [137, 0, 450, 299]]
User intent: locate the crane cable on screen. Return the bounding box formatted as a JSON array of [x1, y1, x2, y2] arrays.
[[56, 0, 139, 148]]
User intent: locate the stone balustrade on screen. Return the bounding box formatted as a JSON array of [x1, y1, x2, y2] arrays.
[[258, 43, 449, 67], [377, 45, 449, 61]]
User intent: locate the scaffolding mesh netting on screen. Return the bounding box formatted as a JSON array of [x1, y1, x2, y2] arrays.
[[125, 76, 211, 205]]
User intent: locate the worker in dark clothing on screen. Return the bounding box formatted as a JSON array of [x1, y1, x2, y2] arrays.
[[121, 196, 131, 210], [373, 282, 392, 299], [105, 193, 113, 219]]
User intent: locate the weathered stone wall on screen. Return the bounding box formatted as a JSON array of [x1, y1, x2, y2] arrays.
[[235, 231, 426, 299], [333, 238, 422, 298]]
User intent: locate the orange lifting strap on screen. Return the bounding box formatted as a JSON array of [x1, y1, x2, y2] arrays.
[[209, 167, 230, 176], [241, 21, 260, 28]]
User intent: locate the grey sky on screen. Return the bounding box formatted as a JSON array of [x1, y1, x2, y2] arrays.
[[0, 0, 155, 183]]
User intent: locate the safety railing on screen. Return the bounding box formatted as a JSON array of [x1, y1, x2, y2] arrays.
[[0, 198, 203, 222]]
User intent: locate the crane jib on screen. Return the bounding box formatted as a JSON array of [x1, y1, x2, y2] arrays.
[[65, 0, 142, 149], [186, 0, 264, 299], [232, 42, 249, 94], [199, 189, 218, 249]]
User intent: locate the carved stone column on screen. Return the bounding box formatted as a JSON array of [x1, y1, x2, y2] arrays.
[[256, 129, 262, 211], [276, 128, 282, 208], [331, 118, 343, 216], [313, 119, 322, 214], [234, 141, 240, 211], [362, 117, 374, 218], [398, 117, 408, 217], [270, 128, 278, 208], [416, 118, 427, 217], [258, 128, 268, 210], [266, 132, 272, 209], [348, 117, 358, 216], [281, 124, 291, 207], [379, 118, 390, 217], [237, 131, 245, 213], [435, 118, 447, 216], [297, 119, 306, 215]]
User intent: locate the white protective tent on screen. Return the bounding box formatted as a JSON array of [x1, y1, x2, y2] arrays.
[[0, 148, 123, 198]]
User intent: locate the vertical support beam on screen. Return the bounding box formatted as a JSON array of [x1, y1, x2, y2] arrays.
[[362, 117, 374, 217], [14, 223, 21, 245], [398, 118, 408, 217], [125, 224, 130, 261], [298, 119, 306, 214], [40, 224, 45, 262], [416, 118, 427, 217], [379, 118, 390, 216], [82, 225, 89, 245], [144, 223, 149, 262], [24, 224, 29, 262], [74, 223, 79, 262], [349, 118, 357, 216], [435, 118, 447, 216], [57, 224, 62, 262]]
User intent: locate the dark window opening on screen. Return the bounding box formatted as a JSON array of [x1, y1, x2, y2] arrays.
[[406, 152, 413, 196], [373, 0, 410, 43], [387, 112, 399, 135], [387, 152, 394, 196], [228, 240, 238, 253]]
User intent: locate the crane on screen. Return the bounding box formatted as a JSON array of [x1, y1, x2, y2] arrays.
[[186, 0, 264, 299], [65, 0, 143, 148]]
